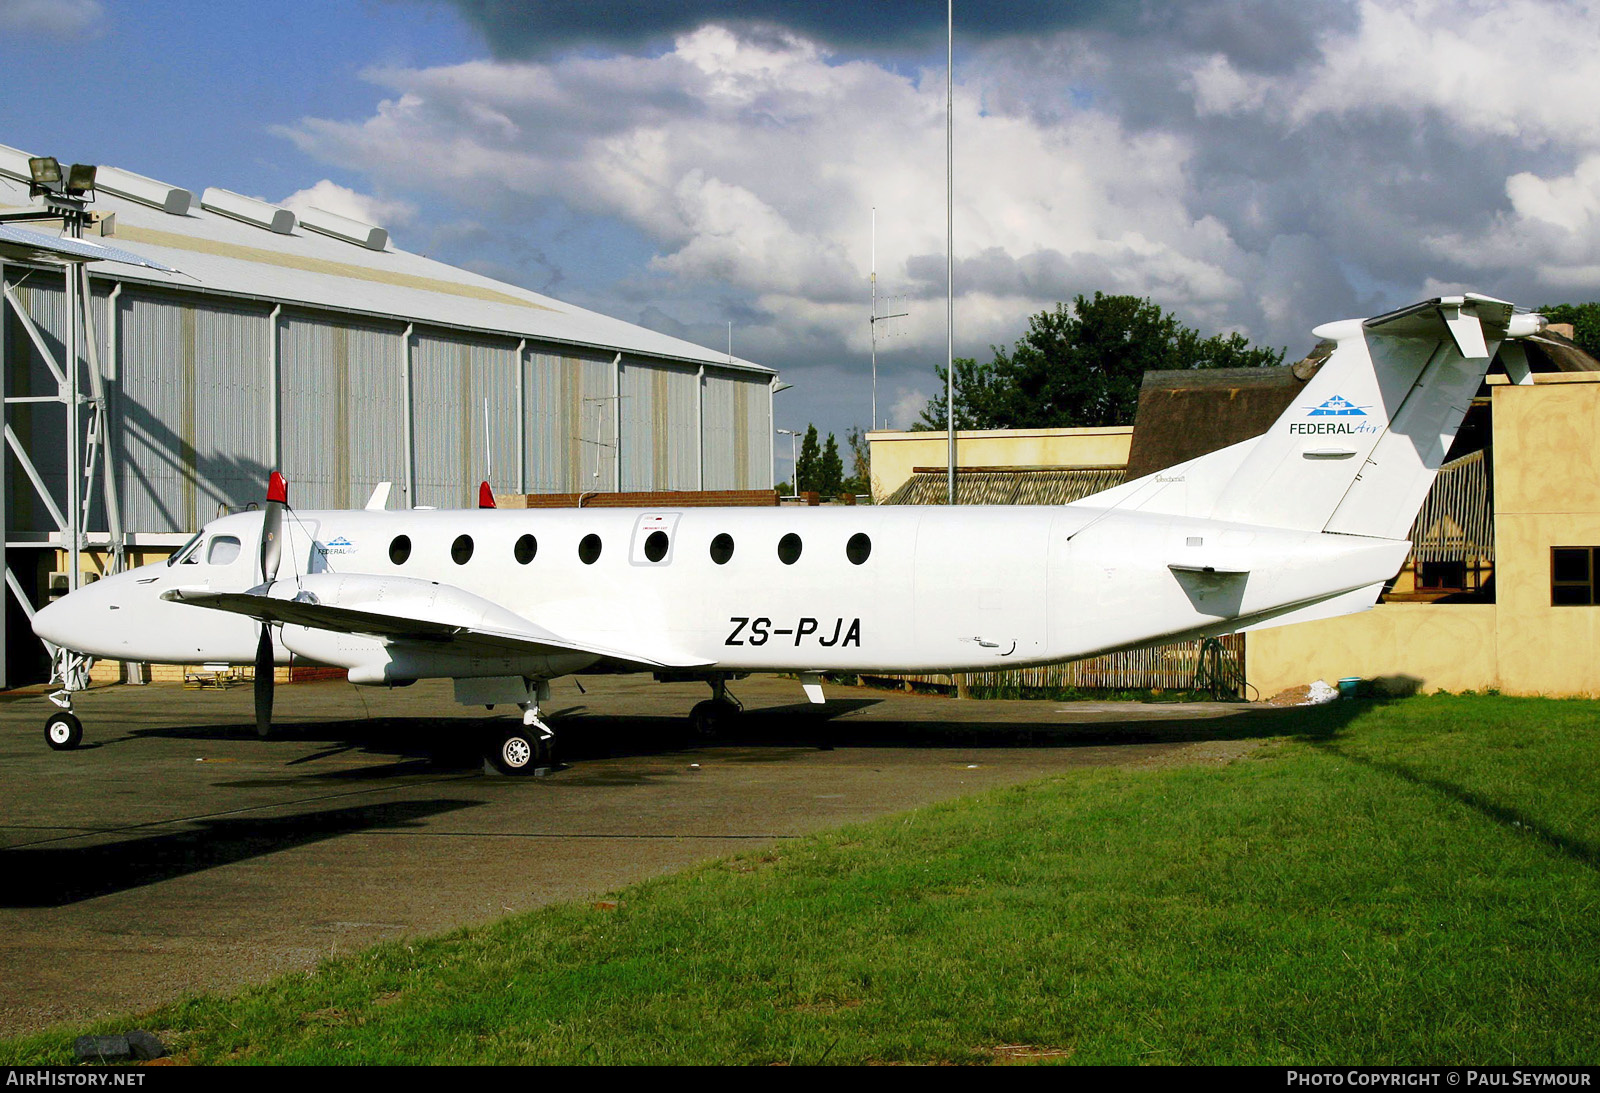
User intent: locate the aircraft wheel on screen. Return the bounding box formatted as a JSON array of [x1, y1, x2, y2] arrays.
[[689, 699, 738, 738], [489, 728, 550, 775], [45, 711, 83, 751]]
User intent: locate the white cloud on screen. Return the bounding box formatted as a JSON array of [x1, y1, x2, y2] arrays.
[[278, 180, 418, 231], [1190, 0, 1600, 148], [281, 24, 1252, 361], [0, 0, 102, 37], [889, 385, 931, 430], [1425, 154, 1600, 292]]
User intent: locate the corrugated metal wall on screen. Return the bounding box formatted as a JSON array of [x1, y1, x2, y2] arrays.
[[281, 311, 406, 511], [525, 347, 618, 494], [702, 367, 773, 490], [411, 330, 523, 508], [620, 359, 700, 491], [2, 265, 774, 537]]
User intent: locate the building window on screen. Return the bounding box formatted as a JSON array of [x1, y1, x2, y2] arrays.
[[710, 533, 734, 565], [579, 533, 603, 565], [1417, 561, 1467, 591], [452, 535, 474, 565], [1552, 547, 1598, 605], [514, 534, 537, 564]]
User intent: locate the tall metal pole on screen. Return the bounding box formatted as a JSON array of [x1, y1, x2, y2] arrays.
[[945, 0, 956, 505], [871, 207, 877, 432], [66, 215, 81, 588]]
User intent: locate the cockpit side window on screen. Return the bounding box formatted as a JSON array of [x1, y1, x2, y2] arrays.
[[207, 536, 242, 566], [168, 531, 204, 566]]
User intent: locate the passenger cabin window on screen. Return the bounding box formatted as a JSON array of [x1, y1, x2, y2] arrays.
[[846, 533, 871, 565], [710, 533, 734, 565], [778, 533, 802, 565], [579, 533, 602, 564], [452, 534, 474, 565], [644, 530, 669, 563], [207, 536, 242, 566], [514, 534, 537, 564], [390, 535, 412, 565]]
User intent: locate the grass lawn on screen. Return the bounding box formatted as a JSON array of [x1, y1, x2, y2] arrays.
[[4, 694, 1598, 1065]]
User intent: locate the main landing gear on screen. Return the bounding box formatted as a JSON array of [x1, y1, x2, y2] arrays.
[[487, 680, 557, 776], [688, 676, 743, 738], [41, 648, 93, 751]]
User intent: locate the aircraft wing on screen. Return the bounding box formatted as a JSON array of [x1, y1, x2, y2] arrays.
[[162, 587, 713, 670]]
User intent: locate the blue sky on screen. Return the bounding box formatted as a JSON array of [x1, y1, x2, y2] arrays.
[[5, 0, 1600, 460]]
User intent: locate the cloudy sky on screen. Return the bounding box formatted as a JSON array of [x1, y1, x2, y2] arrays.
[[4, 0, 1600, 448]]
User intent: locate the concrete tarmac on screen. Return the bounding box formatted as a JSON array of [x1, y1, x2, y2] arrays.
[[0, 674, 1308, 1038]]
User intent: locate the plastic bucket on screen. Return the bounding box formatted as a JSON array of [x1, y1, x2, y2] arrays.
[[1337, 677, 1362, 699]]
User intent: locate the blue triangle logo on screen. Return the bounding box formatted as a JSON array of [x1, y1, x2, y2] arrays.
[[1306, 395, 1367, 417]]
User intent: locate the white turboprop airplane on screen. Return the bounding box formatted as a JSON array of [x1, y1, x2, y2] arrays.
[[31, 294, 1544, 773]]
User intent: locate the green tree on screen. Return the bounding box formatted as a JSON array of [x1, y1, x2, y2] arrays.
[[843, 426, 871, 498], [819, 433, 844, 498], [918, 293, 1284, 430], [794, 425, 821, 494]]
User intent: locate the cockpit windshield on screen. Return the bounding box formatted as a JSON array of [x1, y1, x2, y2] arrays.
[[167, 531, 205, 566]]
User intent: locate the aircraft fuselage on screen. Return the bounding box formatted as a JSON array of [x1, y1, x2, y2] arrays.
[[35, 502, 1409, 680]]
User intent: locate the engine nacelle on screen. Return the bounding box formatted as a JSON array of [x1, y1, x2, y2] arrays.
[[274, 573, 599, 684]]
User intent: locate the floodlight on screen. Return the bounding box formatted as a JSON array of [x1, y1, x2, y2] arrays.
[[64, 164, 96, 197], [28, 156, 61, 188]]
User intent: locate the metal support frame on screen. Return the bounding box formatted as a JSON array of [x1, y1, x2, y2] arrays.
[[0, 204, 128, 688]]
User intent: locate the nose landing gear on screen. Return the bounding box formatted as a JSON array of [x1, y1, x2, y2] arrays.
[[41, 648, 93, 751], [45, 710, 83, 751]]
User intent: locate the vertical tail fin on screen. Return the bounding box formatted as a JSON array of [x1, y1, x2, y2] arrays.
[[1075, 294, 1544, 537]]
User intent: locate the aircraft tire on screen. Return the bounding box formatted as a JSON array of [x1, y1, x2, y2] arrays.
[[689, 699, 737, 739], [45, 712, 83, 751], [489, 728, 548, 775]]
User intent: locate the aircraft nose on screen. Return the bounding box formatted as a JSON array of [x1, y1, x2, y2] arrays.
[[32, 581, 112, 653]]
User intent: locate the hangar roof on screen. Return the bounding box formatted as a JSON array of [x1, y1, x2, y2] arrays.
[[0, 154, 772, 377]]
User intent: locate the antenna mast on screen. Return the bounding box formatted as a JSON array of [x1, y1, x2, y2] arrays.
[[869, 208, 908, 430]]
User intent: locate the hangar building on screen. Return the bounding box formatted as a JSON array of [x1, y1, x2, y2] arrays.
[[0, 145, 780, 685]]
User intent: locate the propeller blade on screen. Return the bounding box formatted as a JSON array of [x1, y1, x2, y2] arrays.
[[260, 471, 287, 583], [254, 624, 274, 738], [478, 481, 496, 509]]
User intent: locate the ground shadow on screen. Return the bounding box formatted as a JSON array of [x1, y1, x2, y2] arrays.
[[0, 797, 481, 907], [103, 695, 1371, 769], [1312, 739, 1600, 874]]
